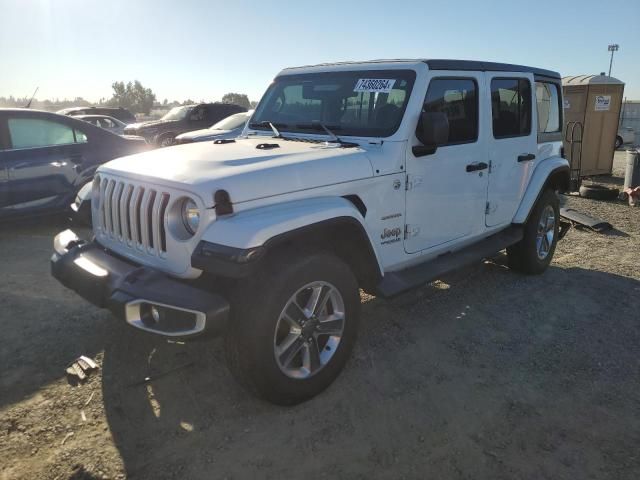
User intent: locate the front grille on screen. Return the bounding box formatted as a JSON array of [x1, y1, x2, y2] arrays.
[[97, 178, 170, 257]]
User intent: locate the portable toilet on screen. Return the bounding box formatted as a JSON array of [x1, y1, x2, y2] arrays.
[[562, 74, 625, 176]]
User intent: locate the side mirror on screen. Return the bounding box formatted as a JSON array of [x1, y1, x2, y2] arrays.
[[413, 111, 449, 157]]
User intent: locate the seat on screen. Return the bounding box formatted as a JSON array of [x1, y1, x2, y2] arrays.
[[374, 104, 401, 129]]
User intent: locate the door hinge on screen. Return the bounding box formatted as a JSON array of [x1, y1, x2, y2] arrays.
[[405, 174, 423, 191], [488, 160, 492, 174], [404, 224, 420, 239], [485, 201, 491, 215]]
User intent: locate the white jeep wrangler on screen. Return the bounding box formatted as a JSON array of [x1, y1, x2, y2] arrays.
[[52, 59, 569, 404]]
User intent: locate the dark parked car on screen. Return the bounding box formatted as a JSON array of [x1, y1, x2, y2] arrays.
[[0, 108, 148, 219], [57, 106, 136, 124], [124, 103, 246, 147], [175, 110, 252, 144]]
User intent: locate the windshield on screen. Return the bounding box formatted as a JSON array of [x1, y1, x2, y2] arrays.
[[210, 112, 250, 131], [161, 106, 191, 121], [251, 70, 415, 137]]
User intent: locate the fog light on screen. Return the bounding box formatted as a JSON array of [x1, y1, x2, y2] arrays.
[[141, 303, 164, 327], [53, 229, 80, 254]]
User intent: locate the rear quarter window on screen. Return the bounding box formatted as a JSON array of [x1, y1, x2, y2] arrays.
[[535, 82, 561, 133]]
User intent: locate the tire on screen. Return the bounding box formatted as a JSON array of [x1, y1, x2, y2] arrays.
[[158, 134, 175, 147], [579, 184, 620, 200], [224, 250, 360, 405], [507, 189, 560, 274], [615, 136, 623, 149]]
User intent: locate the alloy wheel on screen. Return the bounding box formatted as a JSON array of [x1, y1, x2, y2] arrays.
[[536, 204, 556, 260], [273, 281, 345, 379]]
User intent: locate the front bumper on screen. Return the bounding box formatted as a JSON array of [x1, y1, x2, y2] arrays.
[[51, 230, 230, 338]]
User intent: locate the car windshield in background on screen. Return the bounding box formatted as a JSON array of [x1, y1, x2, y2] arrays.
[[162, 106, 190, 121], [251, 70, 416, 137], [211, 112, 249, 130]]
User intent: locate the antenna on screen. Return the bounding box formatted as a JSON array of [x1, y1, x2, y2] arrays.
[[24, 87, 39, 108]]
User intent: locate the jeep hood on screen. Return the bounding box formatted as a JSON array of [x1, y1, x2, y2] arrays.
[[99, 137, 374, 205], [176, 128, 233, 140]]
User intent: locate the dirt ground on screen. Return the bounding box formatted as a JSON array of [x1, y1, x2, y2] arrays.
[[1, 151, 639, 480]]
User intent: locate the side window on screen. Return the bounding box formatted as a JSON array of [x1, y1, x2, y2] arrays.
[[422, 78, 478, 145], [75, 129, 88, 143], [189, 107, 206, 121], [491, 78, 532, 138], [535, 82, 560, 133], [8, 118, 76, 149]]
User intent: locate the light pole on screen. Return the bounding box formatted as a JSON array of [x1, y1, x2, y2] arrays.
[[608, 44, 619, 77]]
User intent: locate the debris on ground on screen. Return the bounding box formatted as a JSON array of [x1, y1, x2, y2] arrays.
[[66, 355, 99, 384], [61, 432, 74, 446], [127, 361, 195, 388], [578, 184, 620, 200], [560, 207, 613, 232], [622, 186, 640, 206]]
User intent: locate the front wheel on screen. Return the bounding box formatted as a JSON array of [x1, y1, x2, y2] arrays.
[[507, 189, 560, 274], [224, 251, 360, 405], [158, 134, 175, 147]]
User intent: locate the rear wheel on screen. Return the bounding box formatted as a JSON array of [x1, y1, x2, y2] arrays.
[[224, 251, 360, 405], [507, 189, 559, 274], [615, 136, 623, 149], [158, 134, 175, 147]]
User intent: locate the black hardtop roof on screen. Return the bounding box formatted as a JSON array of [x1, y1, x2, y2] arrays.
[[283, 59, 560, 79], [425, 59, 560, 79]]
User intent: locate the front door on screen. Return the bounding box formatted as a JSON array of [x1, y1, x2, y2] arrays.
[[405, 74, 489, 254], [0, 157, 9, 208], [2, 116, 85, 212], [485, 74, 537, 227]]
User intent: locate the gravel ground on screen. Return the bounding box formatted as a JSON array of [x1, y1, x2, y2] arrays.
[[1, 151, 639, 480]]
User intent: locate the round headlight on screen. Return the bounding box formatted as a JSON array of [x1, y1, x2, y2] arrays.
[[181, 198, 200, 234]]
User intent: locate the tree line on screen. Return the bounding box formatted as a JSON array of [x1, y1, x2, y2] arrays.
[[0, 80, 257, 114]]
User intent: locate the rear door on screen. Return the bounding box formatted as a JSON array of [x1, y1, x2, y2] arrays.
[[2, 115, 87, 213], [485, 74, 537, 227], [187, 105, 210, 130], [404, 74, 489, 253]]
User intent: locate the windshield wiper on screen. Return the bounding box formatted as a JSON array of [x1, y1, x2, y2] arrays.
[[249, 121, 288, 138], [295, 122, 357, 147]]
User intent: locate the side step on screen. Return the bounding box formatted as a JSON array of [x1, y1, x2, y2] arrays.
[[376, 225, 524, 298]]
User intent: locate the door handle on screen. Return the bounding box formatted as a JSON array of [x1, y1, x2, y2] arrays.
[[517, 153, 536, 162], [466, 162, 488, 172]]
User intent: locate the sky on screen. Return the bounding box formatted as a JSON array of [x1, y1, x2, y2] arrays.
[[1, 0, 639, 103]]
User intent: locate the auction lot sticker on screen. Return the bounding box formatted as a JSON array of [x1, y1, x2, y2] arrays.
[[354, 78, 396, 93]]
